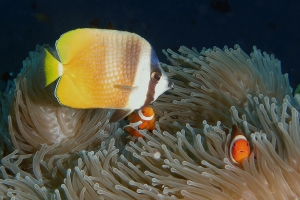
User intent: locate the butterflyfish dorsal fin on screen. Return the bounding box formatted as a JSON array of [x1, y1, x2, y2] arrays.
[[110, 109, 134, 122], [56, 29, 97, 64]]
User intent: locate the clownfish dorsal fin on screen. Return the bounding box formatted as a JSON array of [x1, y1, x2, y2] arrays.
[[110, 109, 134, 122], [231, 124, 243, 138]]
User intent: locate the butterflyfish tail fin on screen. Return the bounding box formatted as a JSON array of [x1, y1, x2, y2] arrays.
[[44, 48, 63, 86]]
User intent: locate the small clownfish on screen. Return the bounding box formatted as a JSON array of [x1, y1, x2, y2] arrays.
[[229, 124, 251, 164], [124, 106, 155, 138], [44, 28, 173, 122]]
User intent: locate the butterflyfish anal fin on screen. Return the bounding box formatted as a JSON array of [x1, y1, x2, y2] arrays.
[[56, 29, 99, 64], [110, 109, 134, 123], [44, 48, 62, 86], [55, 75, 88, 108]]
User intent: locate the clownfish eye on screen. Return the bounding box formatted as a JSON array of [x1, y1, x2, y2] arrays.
[[151, 72, 161, 81]]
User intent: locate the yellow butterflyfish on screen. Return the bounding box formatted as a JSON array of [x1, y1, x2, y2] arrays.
[[44, 28, 173, 122]]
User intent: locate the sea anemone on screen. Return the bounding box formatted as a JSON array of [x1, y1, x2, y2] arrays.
[[0, 44, 299, 199]]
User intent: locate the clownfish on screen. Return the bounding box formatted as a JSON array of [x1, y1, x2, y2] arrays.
[[228, 124, 250, 164], [43, 28, 173, 122], [124, 106, 155, 138]]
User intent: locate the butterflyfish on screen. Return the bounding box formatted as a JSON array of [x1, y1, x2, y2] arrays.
[[229, 124, 251, 164], [44, 28, 173, 122], [124, 106, 156, 138]]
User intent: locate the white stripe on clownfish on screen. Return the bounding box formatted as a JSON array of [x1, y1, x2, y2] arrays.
[[125, 109, 153, 129], [138, 109, 154, 120]]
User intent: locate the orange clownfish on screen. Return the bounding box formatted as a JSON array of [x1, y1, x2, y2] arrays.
[[124, 106, 155, 138], [229, 124, 250, 164]]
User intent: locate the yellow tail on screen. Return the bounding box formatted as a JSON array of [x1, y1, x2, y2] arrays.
[[44, 48, 62, 86]]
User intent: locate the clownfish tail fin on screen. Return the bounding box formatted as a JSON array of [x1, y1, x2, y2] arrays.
[[44, 48, 63, 86]]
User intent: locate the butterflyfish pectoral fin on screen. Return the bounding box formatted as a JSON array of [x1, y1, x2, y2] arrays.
[[55, 75, 87, 108], [110, 109, 134, 122], [114, 85, 138, 91], [44, 48, 62, 86]]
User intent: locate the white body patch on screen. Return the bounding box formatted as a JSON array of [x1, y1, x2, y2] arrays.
[[127, 41, 151, 109], [126, 43, 171, 109], [153, 69, 170, 101], [229, 135, 247, 164]]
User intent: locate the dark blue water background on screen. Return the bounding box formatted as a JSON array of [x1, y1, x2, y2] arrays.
[[0, 0, 299, 90]]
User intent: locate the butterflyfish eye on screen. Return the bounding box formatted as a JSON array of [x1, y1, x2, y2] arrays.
[[151, 72, 161, 81]]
